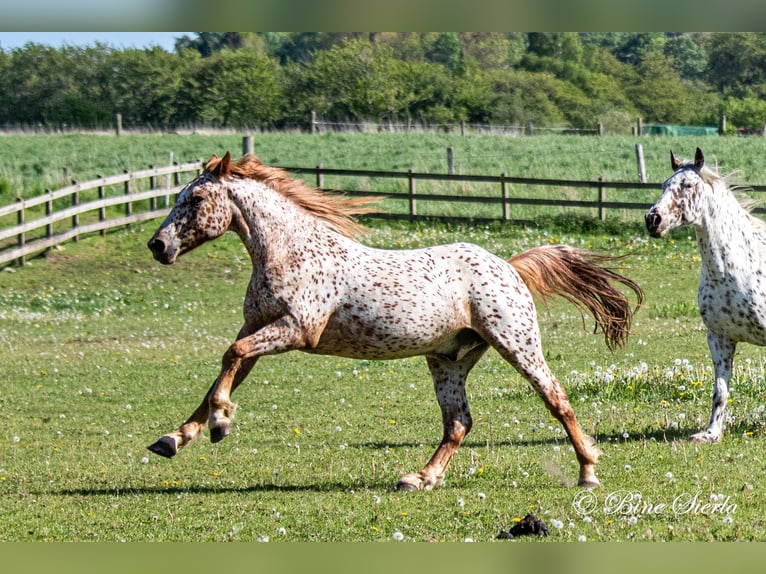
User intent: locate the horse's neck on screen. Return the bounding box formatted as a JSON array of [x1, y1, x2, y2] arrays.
[[229, 183, 328, 262], [696, 188, 764, 278]]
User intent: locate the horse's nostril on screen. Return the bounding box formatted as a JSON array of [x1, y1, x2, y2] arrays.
[[645, 212, 661, 231], [148, 237, 165, 254]]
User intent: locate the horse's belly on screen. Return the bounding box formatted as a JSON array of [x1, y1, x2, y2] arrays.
[[309, 303, 468, 360], [700, 294, 766, 345]]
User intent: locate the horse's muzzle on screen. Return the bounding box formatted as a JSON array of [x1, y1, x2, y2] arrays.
[[148, 237, 174, 264], [645, 210, 663, 238]]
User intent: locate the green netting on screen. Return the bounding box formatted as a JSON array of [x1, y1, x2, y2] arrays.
[[642, 124, 719, 136]]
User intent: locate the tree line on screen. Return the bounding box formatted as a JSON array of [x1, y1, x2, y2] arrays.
[[2, 32, 766, 134]]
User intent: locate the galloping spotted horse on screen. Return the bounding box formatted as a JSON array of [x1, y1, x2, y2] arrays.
[[646, 148, 766, 443], [147, 152, 643, 490]]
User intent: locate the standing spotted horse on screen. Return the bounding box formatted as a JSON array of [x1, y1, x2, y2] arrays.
[[147, 152, 643, 490], [647, 148, 766, 443]]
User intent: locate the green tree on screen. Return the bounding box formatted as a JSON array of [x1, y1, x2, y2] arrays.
[[189, 49, 283, 128], [109, 47, 192, 128], [291, 39, 416, 122], [426, 33, 463, 71], [703, 32, 766, 94]]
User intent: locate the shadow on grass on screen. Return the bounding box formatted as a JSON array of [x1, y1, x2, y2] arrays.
[[50, 478, 395, 498]]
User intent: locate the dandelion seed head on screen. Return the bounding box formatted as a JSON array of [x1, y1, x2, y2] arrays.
[[392, 530, 404, 541]]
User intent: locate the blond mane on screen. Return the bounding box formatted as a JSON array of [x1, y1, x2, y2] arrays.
[[678, 156, 766, 234], [205, 152, 377, 238]]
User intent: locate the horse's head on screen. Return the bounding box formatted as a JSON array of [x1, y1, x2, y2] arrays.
[[645, 147, 707, 238], [148, 152, 237, 264]]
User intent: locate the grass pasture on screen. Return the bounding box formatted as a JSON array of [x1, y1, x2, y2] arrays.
[[2, 217, 766, 542], [5, 132, 766, 228]]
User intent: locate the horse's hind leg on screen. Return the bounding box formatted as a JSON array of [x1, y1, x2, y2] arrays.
[[485, 326, 600, 487], [397, 345, 487, 491], [147, 356, 258, 457], [526, 364, 600, 487]]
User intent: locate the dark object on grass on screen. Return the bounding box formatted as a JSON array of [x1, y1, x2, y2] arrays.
[[497, 513, 550, 539]]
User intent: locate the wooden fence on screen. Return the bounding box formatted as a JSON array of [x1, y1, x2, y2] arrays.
[[0, 161, 202, 267], [5, 161, 766, 268]]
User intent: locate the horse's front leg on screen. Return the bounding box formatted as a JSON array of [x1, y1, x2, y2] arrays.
[[147, 356, 258, 458], [206, 317, 308, 443], [690, 332, 735, 443]]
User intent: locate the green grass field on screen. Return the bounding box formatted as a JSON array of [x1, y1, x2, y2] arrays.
[[2, 214, 766, 542], [4, 132, 766, 198]]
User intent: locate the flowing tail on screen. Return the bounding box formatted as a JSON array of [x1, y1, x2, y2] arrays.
[[509, 245, 644, 351]]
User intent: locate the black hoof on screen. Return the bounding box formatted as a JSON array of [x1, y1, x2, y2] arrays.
[[210, 425, 230, 443], [147, 438, 176, 458], [396, 480, 419, 492]]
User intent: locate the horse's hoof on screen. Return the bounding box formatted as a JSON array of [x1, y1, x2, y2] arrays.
[[396, 480, 420, 492], [210, 425, 230, 443], [147, 436, 177, 458], [690, 431, 720, 444], [577, 479, 601, 489]]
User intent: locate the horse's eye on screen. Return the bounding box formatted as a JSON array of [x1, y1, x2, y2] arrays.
[[191, 194, 204, 206]]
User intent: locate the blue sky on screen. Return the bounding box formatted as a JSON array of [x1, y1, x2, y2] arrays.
[[0, 32, 191, 52]]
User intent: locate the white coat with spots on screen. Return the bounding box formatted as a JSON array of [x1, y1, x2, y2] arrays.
[[148, 152, 643, 490], [646, 148, 766, 442]]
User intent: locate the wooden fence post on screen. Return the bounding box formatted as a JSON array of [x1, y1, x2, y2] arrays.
[[501, 171, 509, 221], [16, 197, 25, 266], [598, 175, 606, 221], [243, 136, 254, 156], [311, 110, 317, 135], [635, 144, 646, 183], [149, 168, 157, 211], [45, 189, 53, 239], [317, 164, 324, 189], [447, 147, 454, 175], [408, 168, 417, 218], [98, 178, 106, 236], [124, 170, 131, 218], [72, 183, 79, 242]]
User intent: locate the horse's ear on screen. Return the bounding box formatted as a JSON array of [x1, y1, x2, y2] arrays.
[[670, 150, 681, 171], [204, 154, 220, 173], [220, 151, 232, 175], [694, 148, 704, 169], [205, 151, 232, 177]]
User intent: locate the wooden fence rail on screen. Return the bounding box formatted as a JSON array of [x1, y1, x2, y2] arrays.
[[5, 162, 766, 268], [0, 161, 203, 267]]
